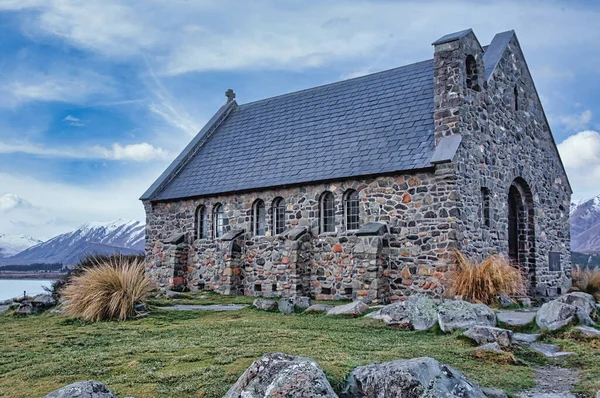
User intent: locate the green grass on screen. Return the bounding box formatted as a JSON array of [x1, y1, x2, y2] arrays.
[[0, 294, 598, 398]]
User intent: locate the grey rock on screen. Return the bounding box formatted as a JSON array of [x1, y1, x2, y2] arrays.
[[463, 326, 513, 347], [536, 301, 577, 331], [512, 333, 541, 344], [437, 300, 496, 333], [341, 357, 486, 398], [0, 305, 9, 312], [574, 325, 600, 338], [293, 296, 312, 311], [497, 309, 537, 326], [16, 302, 39, 315], [253, 298, 278, 312], [223, 352, 338, 398], [367, 294, 438, 330], [475, 342, 504, 353], [134, 303, 147, 313], [497, 295, 514, 308], [305, 304, 334, 313], [518, 297, 532, 307], [596, 390, 600, 398], [43, 381, 117, 398], [278, 297, 296, 313], [529, 343, 574, 358], [481, 387, 508, 398], [555, 292, 596, 317], [326, 301, 369, 317]]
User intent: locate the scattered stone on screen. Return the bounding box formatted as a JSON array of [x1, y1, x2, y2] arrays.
[[326, 301, 368, 317], [278, 296, 312, 313], [529, 343, 574, 359], [481, 387, 509, 398], [497, 309, 537, 326], [463, 326, 513, 347], [32, 294, 57, 309], [50, 308, 65, 314], [160, 304, 248, 311], [16, 302, 37, 315], [305, 304, 334, 313], [367, 294, 438, 330], [134, 303, 147, 313], [43, 381, 117, 398], [536, 301, 577, 331], [475, 342, 504, 353], [164, 290, 189, 299], [555, 292, 596, 318], [512, 333, 541, 344], [223, 352, 337, 398], [341, 357, 486, 398], [0, 305, 9, 312], [574, 325, 600, 338], [437, 300, 496, 333], [253, 298, 278, 312], [518, 297, 532, 308], [497, 295, 514, 308], [293, 296, 312, 311]]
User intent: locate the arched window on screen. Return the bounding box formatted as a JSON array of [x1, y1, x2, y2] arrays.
[[253, 199, 266, 236], [195, 205, 208, 239], [466, 55, 480, 91], [213, 203, 224, 238], [320, 191, 336, 233], [344, 189, 360, 230], [272, 197, 285, 235], [514, 86, 519, 111]]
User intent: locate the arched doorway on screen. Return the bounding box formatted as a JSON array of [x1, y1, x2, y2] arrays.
[[507, 178, 536, 292]]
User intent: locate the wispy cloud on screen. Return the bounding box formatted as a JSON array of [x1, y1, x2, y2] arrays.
[[62, 115, 84, 127], [560, 110, 593, 131], [0, 140, 170, 162]]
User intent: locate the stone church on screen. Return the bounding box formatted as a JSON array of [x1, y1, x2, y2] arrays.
[[141, 29, 572, 302]]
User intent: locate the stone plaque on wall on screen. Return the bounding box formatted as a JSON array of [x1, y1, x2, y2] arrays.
[[548, 252, 561, 272]]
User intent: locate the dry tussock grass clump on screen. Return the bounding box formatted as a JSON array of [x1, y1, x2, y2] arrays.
[[445, 249, 526, 305], [62, 256, 153, 321], [572, 266, 600, 301]]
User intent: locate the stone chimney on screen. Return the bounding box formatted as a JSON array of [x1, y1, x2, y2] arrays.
[[432, 29, 484, 145]]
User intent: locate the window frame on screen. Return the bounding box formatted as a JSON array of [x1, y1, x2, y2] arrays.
[[213, 203, 224, 238], [195, 205, 208, 239], [272, 197, 286, 235], [481, 187, 491, 228], [252, 199, 266, 236], [343, 189, 360, 231], [320, 191, 336, 234]]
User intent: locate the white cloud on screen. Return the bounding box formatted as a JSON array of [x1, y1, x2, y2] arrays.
[[558, 130, 600, 200], [62, 115, 84, 127], [0, 140, 170, 162], [560, 110, 593, 131]]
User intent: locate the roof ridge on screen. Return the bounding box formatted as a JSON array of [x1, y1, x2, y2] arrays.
[[239, 58, 433, 108]]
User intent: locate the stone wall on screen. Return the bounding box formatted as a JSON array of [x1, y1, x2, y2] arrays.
[[433, 32, 572, 297], [144, 169, 458, 302]]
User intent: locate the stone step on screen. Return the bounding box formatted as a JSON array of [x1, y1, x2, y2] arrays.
[[496, 309, 538, 326], [512, 333, 541, 344], [529, 343, 574, 358]]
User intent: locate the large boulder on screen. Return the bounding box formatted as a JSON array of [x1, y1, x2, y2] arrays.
[[326, 301, 368, 317], [463, 326, 513, 347], [535, 301, 578, 331], [305, 304, 334, 313], [367, 294, 438, 331], [555, 292, 596, 317], [223, 352, 338, 398], [437, 300, 496, 333], [254, 298, 278, 312], [32, 294, 57, 310], [278, 296, 312, 313], [340, 357, 486, 398], [43, 381, 117, 398]]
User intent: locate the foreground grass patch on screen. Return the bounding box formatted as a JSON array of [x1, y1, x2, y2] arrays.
[[0, 294, 594, 397]]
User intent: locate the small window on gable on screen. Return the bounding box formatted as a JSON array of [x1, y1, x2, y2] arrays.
[[344, 189, 360, 230], [253, 199, 266, 236], [514, 86, 519, 111], [213, 203, 224, 238], [320, 191, 336, 233], [195, 205, 208, 239], [481, 187, 491, 228], [466, 55, 480, 92], [272, 197, 285, 235]]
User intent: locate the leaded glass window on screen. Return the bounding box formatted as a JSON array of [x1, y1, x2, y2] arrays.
[[272, 198, 285, 235], [320, 192, 335, 233], [344, 190, 359, 230], [253, 199, 266, 236], [196, 205, 208, 239], [213, 203, 224, 238]]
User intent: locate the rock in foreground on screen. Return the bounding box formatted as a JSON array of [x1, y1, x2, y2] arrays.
[[367, 294, 438, 330], [463, 326, 513, 347], [326, 301, 368, 317], [43, 381, 117, 398], [223, 352, 338, 398], [536, 301, 577, 331], [341, 357, 486, 398], [437, 300, 496, 333], [253, 298, 278, 312]]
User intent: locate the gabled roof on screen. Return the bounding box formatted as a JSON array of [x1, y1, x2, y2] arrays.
[[144, 60, 436, 201]]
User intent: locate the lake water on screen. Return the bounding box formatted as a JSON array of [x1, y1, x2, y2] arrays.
[[0, 279, 55, 301]]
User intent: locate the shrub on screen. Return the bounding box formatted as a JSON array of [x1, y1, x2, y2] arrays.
[[444, 249, 527, 305], [572, 266, 600, 301], [62, 256, 153, 321]]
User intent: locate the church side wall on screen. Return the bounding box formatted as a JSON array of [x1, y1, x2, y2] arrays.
[[143, 167, 460, 301]]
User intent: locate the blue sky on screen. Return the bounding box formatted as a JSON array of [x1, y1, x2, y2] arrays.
[[0, 0, 599, 239]]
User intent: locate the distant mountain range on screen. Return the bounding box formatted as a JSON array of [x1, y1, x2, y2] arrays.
[[0, 219, 145, 267], [0, 234, 42, 258], [570, 195, 600, 254]]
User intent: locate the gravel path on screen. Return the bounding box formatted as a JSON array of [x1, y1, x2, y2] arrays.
[[518, 366, 579, 398]]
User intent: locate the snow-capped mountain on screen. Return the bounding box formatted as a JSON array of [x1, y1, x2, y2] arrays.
[[0, 193, 33, 212], [0, 219, 145, 266], [571, 195, 600, 254], [0, 234, 42, 258]]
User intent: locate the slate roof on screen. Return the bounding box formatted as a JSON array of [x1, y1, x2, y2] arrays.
[[146, 59, 436, 201]]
